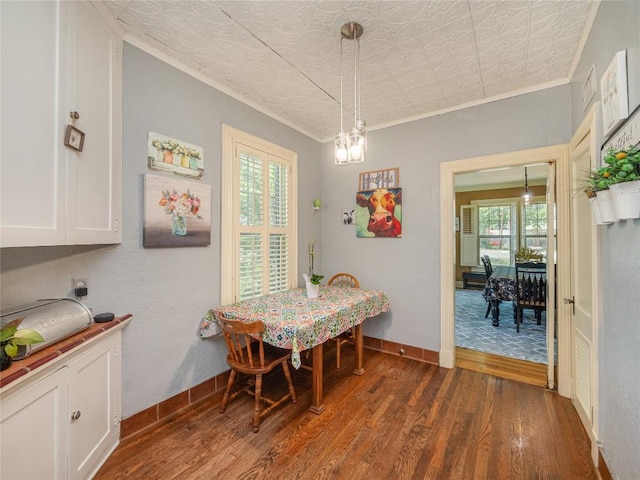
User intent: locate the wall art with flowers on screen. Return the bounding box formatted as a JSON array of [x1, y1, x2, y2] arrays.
[[147, 131, 204, 178], [143, 173, 211, 248]]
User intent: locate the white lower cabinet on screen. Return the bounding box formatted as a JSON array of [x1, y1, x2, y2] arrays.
[[1, 332, 122, 480]]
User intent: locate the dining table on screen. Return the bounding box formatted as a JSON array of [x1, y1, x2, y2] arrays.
[[200, 285, 390, 414]]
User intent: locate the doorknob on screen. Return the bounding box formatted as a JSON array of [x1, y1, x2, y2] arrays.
[[71, 411, 81, 421], [563, 296, 575, 315]]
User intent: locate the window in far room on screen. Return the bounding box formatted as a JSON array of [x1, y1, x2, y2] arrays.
[[221, 126, 298, 304]]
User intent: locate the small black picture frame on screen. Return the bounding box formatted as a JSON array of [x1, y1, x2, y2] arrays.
[[64, 124, 85, 152]]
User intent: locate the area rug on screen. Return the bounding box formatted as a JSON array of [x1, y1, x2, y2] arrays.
[[455, 288, 549, 364]]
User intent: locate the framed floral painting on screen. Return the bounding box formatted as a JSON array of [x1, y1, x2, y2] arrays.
[[143, 173, 211, 247], [147, 131, 204, 178]]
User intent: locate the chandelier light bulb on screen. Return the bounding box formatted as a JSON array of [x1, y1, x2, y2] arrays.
[[348, 129, 365, 163], [334, 133, 349, 165]]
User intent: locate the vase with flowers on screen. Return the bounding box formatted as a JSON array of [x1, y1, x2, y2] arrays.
[[151, 139, 180, 164], [158, 188, 202, 236]]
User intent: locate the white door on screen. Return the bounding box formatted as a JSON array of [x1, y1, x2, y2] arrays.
[[568, 116, 597, 450]]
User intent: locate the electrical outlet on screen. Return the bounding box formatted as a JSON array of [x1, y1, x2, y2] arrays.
[[72, 278, 88, 290]]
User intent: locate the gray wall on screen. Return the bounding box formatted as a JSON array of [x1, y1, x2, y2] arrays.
[[0, 44, 322, 417], [319, 87, 571, 350], [2, 5, 638, 477], [569, 1, 640, 478]]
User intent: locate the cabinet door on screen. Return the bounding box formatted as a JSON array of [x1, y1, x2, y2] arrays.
[[0, 0, 67, 246], [65, 1, 123, 245], [0, 0, 122, 248], [0, 368, 68, 480], [68, 333, 121, 480]]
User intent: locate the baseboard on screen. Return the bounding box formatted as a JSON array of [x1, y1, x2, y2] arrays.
[[598, 448, 613, 480], [120, 335, 439, 440]]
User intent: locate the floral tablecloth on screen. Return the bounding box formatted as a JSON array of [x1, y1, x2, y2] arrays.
[[482, 266, 517, 302], [200, 286, 390, 369]]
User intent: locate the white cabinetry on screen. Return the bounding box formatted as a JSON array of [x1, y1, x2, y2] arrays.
[[0, 0, 122, 247], [0, 331, 123, 480]]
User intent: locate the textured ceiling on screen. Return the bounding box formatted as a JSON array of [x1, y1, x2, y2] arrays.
[[103, 0, 597, 142]]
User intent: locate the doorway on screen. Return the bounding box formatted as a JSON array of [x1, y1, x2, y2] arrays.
[[439, 144, 571, 394]]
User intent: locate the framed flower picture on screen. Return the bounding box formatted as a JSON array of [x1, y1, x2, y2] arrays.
[[147, 131, 204, 178], [143, 173, 211, 247]]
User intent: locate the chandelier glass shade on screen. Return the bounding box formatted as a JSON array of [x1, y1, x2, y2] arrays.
[[334, 22, 367, 165]]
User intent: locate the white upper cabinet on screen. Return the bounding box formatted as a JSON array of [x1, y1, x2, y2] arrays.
[[0, 1, 122, 247]]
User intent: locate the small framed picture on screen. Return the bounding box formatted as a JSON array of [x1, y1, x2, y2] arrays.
[[359, 167, 399, 191], [64, 125, 85, 152]]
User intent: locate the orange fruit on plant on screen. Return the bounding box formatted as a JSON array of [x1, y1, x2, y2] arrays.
[[603, 171, 611, 177], [616, 152, 627, 160]]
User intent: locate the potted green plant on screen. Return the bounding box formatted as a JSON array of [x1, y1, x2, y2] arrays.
[[1, 317, 45, 371], [514, 246, 543, 263], [598, 146, 640, 220]]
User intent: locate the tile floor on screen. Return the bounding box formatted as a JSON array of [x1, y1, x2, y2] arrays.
[[455, 288, 551, 364]]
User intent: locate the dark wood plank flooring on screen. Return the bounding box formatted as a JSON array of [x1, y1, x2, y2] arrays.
[[96, 348, 597, 480]]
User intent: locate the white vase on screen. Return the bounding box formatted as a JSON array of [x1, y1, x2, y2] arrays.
[[302, 273, 319, 298], [596, 190, 617, 224], [589, 197, 605, 225], [609, 180, 640, 220]]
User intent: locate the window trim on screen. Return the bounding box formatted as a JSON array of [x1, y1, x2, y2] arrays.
[[221, 125, 298, 304], [472, 198, 518, 266]]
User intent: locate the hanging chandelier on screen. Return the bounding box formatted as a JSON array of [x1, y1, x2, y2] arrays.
[[522, 167, 532, 205], [334, 22, 367, 165]]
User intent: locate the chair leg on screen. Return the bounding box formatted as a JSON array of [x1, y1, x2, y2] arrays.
[[336, 339, 342, 368], [253, 374, 262, 433], [220, 369, 237, 413], [281, 361, 297, 403], [516, 308, 521, 333]]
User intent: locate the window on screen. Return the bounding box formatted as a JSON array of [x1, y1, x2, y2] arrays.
[[221, 126, 298, 304], [478, 204, 515, 266], [522, 202, 548, 253]]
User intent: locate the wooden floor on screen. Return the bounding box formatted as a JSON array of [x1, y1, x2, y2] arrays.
[[96, 348, 597, 480], [455, 347, 549, 387]]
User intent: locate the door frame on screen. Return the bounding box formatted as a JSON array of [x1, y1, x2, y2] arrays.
[[440, 144, 572, 395]]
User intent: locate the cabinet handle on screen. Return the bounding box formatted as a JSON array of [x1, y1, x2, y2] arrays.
[[71, 411, 81, 421], [70, 111, 80, 120]]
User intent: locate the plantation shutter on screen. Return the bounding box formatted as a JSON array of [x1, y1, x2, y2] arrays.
[[511, 203, 518, 262], [268, 162, 289, 294], [238, 148, 290, 300], [460, 205, 478, 266]]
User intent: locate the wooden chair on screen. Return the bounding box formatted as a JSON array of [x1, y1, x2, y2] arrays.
[[513, 262, 547, 333], [219, 319, 296, 432], [480, 256, 494, 318], [327, 273, 360, 368]]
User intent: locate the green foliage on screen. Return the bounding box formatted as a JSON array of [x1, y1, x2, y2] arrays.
[[1, 317, 45, 358], [586, 146, 640, 193], [310, 274, 324, 285], [514, 246, 543, 262]]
